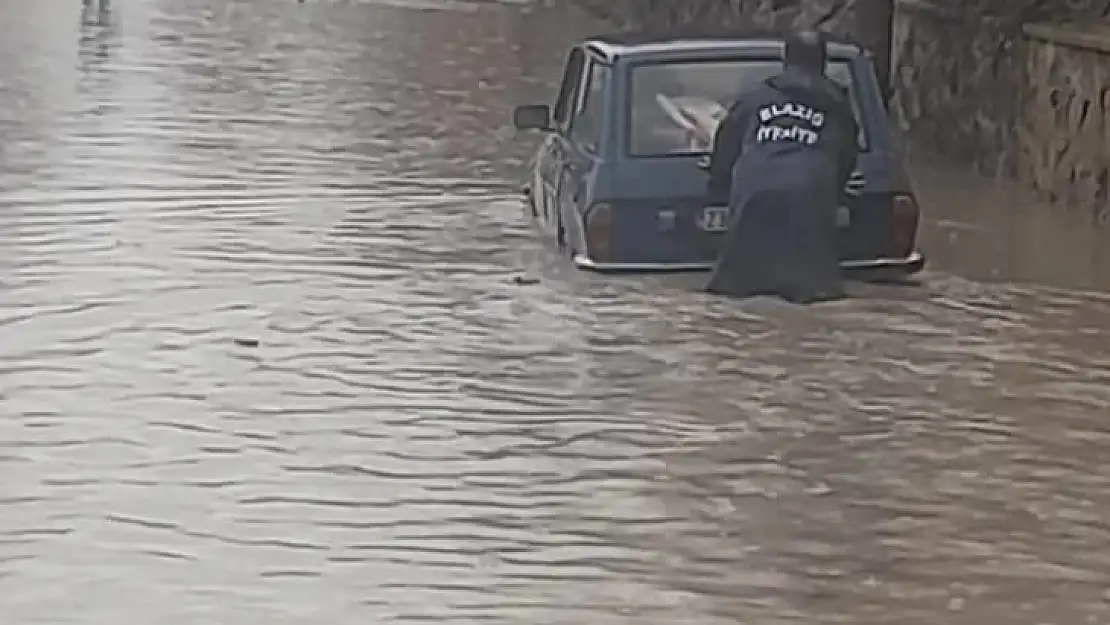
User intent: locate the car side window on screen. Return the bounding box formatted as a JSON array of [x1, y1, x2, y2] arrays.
[[553, 48, 586, 133], [568, 58, 608, 153]]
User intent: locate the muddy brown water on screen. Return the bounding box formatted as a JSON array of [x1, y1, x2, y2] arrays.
[[1, 0, 1109, 623]]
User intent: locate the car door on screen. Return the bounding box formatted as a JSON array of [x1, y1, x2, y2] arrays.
[[530, 133, 557, 219], [537, 48, 587, 235], [560, 53, 609, 232]]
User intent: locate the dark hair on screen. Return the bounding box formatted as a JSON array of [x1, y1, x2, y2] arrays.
[[784, 30, 828, 74]]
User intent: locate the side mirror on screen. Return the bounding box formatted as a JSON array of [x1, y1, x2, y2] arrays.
[[513, 104, 552, 131]]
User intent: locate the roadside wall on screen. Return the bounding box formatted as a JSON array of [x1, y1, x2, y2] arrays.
[[888, 1, 1026, 179], [569, 0, 1110, 217], [569, 0, 859, 36], [893, 6, 1110, 217], [1019, 23, 1110, 213]]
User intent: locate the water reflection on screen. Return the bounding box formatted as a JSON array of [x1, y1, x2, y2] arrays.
[[82, 0, 112, 27], [914, 154, 1110, 292], [0, 0, 1108, 623], [78, 0, 118, 95]]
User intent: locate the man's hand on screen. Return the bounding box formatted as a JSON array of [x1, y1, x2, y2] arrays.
[[844, 170, 866, 197]]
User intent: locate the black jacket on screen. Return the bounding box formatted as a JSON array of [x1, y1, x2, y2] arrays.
[[705, 67, 859, 205]]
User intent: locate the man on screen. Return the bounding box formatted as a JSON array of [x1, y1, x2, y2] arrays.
[[703, 30, 860, 304]]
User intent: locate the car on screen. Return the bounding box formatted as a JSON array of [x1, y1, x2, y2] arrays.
[[511, 30, 926, 279]]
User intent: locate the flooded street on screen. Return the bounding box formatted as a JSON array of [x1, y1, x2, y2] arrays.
[[2, 0, 1110, 622]]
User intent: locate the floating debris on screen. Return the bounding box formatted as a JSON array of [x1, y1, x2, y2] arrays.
[[512, 275, 540, 286], [233, 338, 260, 347]]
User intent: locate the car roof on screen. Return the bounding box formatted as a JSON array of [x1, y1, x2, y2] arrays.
[[583, 28, 864, 63]]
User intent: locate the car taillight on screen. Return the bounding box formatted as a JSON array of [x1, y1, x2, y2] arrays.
[[584, 202, 612, 262], [890, 193, 919, 259]]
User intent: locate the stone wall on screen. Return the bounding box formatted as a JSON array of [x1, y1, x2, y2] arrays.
[[1019, 23, 1110, 216], [567, 0, 1110, 36], [888, 0, 1028, 178], [895, 11, 1110, 217], [569, 0, 858, 35]]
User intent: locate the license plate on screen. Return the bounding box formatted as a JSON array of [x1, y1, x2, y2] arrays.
[[698, 206, 729, 232]]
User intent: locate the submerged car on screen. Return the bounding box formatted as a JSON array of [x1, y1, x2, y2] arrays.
[[512, 31, 925, 278]]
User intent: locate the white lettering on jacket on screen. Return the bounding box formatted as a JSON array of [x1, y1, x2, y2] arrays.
[[756, 102, 826, 146]]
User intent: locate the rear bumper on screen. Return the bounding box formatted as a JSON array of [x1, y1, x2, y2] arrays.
[[573, 250, 926, 275]]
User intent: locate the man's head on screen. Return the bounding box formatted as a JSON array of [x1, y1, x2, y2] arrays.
[[784, 30, 828, 75]]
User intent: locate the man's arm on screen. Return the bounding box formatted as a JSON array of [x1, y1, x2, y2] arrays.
[[705, 100, 751, 205]]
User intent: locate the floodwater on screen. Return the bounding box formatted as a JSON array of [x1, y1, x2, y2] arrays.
[[1, 0, 1109, 623]]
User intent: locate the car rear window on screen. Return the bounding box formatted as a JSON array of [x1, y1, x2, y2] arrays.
[[627, 58, 869, 157]]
